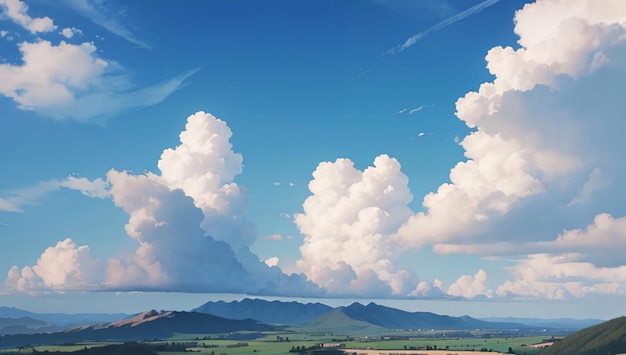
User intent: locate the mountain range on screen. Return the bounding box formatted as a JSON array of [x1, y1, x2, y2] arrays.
[[0, 316, 58, 335], [0, 306, 128, 327], [0, 298, 606, 348], [193, 299, 601, 331], [332, 302, 523, 330]]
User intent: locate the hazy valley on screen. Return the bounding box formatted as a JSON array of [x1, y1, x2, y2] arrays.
[[0, 298, 616, 354]]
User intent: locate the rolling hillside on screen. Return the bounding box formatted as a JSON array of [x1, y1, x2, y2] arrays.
[[67, 310, 276, 339], [541, 316, 626, 355], [0, 316, 58, 335], [0, 310, 275, 349], [305, 308, 386, 334], [335, 302, 525, 330]]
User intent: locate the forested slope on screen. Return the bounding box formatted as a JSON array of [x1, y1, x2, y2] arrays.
[[542, 316, 626, 355]]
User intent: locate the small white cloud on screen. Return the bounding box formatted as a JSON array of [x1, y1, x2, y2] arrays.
[[447, 269, 493, 299], [397, 108, 407, 114], [273, 181, 281, 186], [265, 257, 280, 267], [288, 182, 295, 187], [279, 212, 291, 219], [60, 27, 83, 39], [409, 280, 446, 299], [0, 0, 56, 34], [418, 132, 425, 137]]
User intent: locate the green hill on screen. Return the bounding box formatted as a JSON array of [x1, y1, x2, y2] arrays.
[[304, 308, 386, 335], [542, 316, 626, 355]]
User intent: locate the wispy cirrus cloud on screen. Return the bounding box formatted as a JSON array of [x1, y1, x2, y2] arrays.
[[0, 180, 63, 213], [387, 0, 502, 54], [397, 104, 432, 115], [0, 177, 109, 213], [61, 0, 150, 49]]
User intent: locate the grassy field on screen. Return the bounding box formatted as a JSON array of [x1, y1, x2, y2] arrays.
[[160, 334, 547, 355], [0, 341, 121, 353], [0, 333, 549, 354]]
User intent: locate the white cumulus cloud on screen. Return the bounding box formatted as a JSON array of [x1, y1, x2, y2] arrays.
[[497, 253, 626, 300], [447, 269, 493, 299], [5, 239, 103, 293], [409, 279, 445, 299], [396, 0, 626, 249], [295, 155, 416, 296], [386, 0, 626, 301], [0, 0, 56, 34], [0, 39, 193, 121], [158, 111, 254, 250]]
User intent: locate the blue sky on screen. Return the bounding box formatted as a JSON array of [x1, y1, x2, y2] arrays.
[[1, 0, 626, 319]]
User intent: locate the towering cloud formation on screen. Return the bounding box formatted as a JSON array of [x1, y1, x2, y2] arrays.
[[5, 112, 320, 296], [158, 112, 255, 250], [104, 169, 257, 292], [295, 155, 416, 296], [395, 0, 626, 298]]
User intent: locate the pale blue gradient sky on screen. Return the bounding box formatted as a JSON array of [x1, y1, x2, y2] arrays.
[[1, 0, 626, 319]]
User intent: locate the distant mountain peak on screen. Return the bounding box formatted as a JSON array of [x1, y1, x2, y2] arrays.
[[193, 298, 333, 325], [142, 310, 159, 319]]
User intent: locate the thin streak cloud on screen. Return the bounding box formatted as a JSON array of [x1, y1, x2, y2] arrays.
[[409, 105, 427, 114], [352, 63, 379, 81], [386, 0, 501, 54], [62, 0, 150, 49]]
